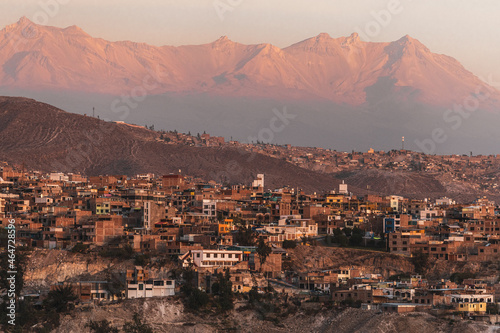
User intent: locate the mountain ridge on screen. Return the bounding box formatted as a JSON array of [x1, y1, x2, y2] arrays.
[[1, 17, 498, 108]]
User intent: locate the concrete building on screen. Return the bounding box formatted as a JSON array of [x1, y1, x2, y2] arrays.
[[126, 279, 175, 299], [183, 249, 243, 268]]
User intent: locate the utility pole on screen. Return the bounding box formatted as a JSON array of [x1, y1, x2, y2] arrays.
[[93, 107, 95, 118]]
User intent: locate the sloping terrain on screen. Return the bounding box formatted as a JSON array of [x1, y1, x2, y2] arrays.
[[288, 245, 413, 277], [0, 96, 343, 192], [53, 298, 494, 333]]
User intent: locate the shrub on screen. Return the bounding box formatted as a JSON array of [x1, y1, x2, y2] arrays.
[[123, 313, 154, 333], [86, 319, 119, 333], [71, 242, 89, 253]]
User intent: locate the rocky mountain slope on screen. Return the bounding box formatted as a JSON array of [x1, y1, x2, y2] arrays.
[[53, 298, 494, 333], [1, 17, 499, 108]]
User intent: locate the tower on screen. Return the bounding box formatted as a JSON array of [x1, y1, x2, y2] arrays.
[[402, 136, 405, 150]]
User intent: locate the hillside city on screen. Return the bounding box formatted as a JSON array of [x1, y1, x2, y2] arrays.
[[151, 127, 500, 195], [2, 152, 500, 330]]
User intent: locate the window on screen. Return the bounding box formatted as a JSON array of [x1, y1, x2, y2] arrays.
[[196, 253, 200, 258]]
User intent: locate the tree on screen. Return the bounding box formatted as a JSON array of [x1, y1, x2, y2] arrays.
[[333, 230, 349, 247], [44, 284, 77, 313], [184, 288, 209, 311], [349, 232, 363, 246], [123, 313, 154, 333], [86, 319, 119, 333], [257, 238, 272, 271], [212, 269, 234, 312], [234, 224, 257, 246], [411, 251, 430, 275]]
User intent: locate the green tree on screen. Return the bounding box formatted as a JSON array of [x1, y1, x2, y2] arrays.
[[213, 269, 234, 312], [411, 251, 430, 275], [235, 224, 257, 246], [44, 284, 77, 313], [185, 288, 209, 311], [450, 272, 476, 284], [257, 238, 272, 271], [123, 313, 154, 333], [349, 233, 363, 246], [333, 231, 349, 247]]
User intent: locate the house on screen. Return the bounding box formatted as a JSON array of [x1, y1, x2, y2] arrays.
[[181, 249, 244, 268], [381, 303, 419, 313], [126, 279, 175, 299], [52, 281, 112, 303]]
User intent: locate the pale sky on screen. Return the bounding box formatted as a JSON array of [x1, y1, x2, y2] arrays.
[[1, 0, 499, 82]]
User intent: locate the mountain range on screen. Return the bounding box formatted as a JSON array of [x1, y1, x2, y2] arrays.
[[1, 17, 500, 155], [1, 17, 499, 108]]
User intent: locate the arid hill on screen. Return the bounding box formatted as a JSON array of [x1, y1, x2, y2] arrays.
[[0, 96, 343, 192]]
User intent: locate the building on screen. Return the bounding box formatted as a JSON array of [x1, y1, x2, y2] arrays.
[[381, 303, 419, 313], [202, 199, 217, 217], [0, 197, 5, 218], [454, 302, 487, 313], [263, 217, 318, 243], [339, 181, 348, 195], [252, 174, 264, 189], [162, 175, 185, 188], [52, 281, 111, 303], [126, 279, 175, 299], [144, 201, 165, 230], [183, 249, 244, 268]]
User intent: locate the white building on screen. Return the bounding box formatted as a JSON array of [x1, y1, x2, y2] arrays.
[[252, 174, 264, 188], [49, 172, 69, 182], [390, 195, 404, 212], [436, 197, 455, 206], [202, 199, 217, 217], [35, 196, 54, 205], [450, 294, 494, 303], [263, 218, 318, 242], [183, 249, 243, 268], [126, 279, 175, 299], [339, 180, 348, 194], [419, 209, 445, 220]]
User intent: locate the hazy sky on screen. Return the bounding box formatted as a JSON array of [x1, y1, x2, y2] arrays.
[[1, 0, 499, 81]]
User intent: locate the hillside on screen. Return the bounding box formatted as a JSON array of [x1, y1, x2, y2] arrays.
[[53, 298, 492, 333], [0, 96, 343, 192]]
